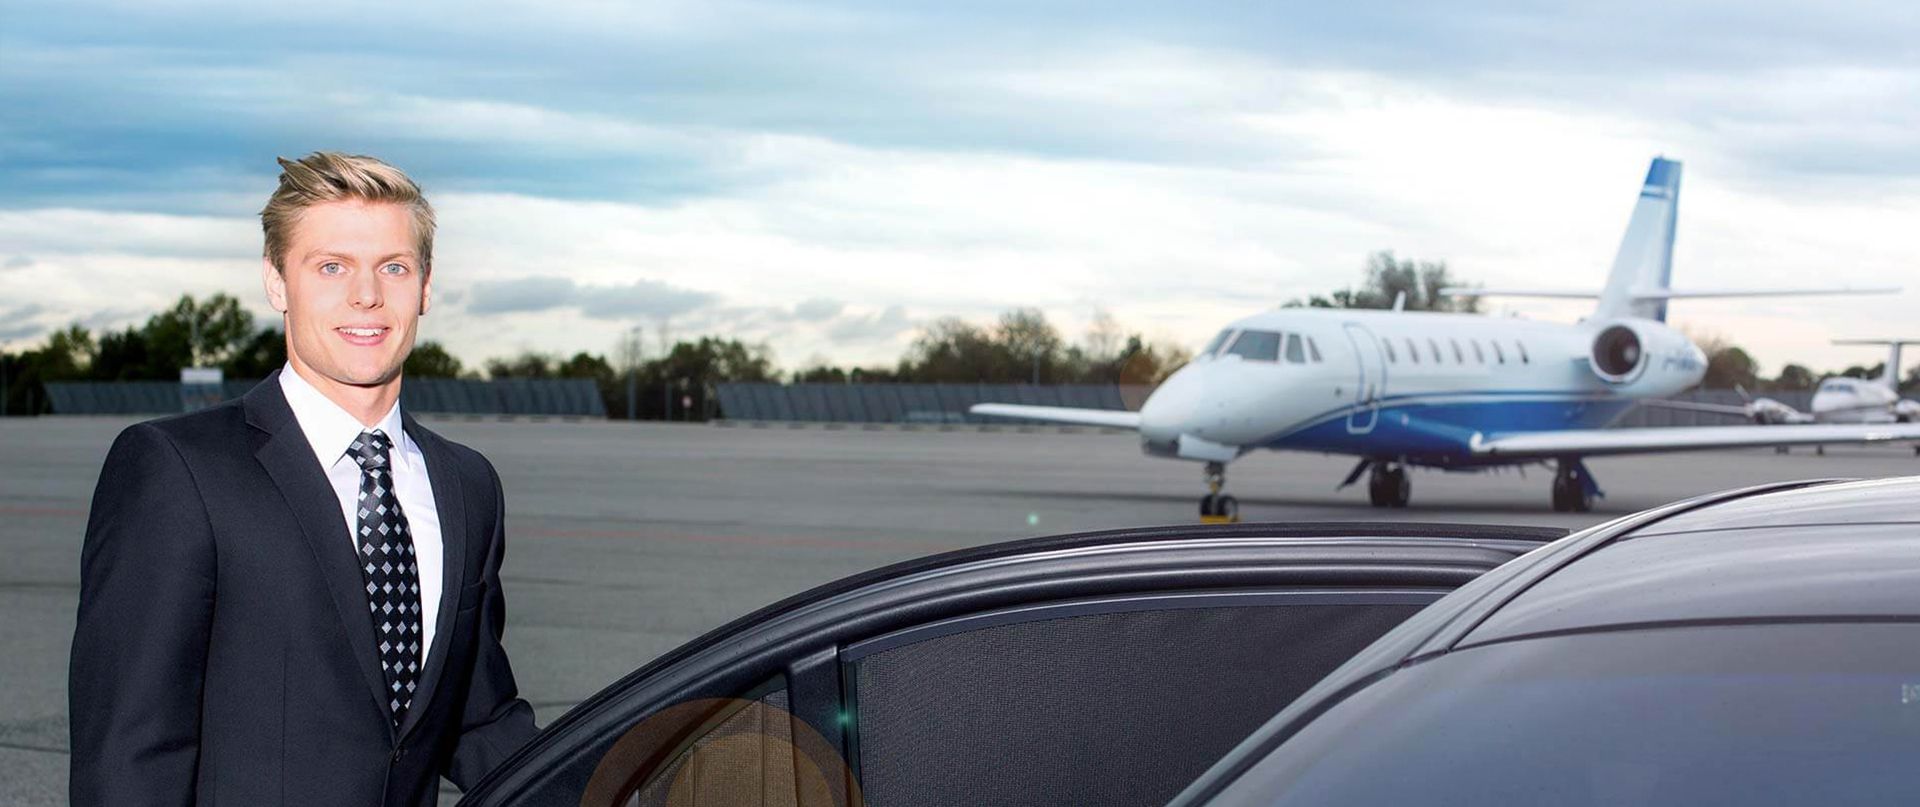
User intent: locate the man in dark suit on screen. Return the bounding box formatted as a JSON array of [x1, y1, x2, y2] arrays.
[[71, 152, 541, 805]]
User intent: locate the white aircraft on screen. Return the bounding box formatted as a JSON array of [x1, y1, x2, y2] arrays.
[[1661, 339, 1920, 426], [973, 157, 1918, 518]]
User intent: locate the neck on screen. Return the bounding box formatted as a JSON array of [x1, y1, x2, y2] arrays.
[[285, 357, 402, 428]]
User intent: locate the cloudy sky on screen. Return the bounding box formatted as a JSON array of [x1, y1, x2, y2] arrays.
[[3, 0, 1916, 374]]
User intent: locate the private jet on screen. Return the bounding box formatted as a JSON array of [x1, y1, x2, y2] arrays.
[[973, 157, 1918, 517]]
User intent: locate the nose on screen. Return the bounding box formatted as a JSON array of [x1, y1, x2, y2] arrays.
[[1139, 363, 1206, 445], [350, 268, 383, 309]]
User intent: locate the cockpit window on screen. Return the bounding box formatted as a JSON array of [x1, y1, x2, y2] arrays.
[[1307, 337, 1324, 363], [1203, 329, 1235, 357], [1225, 330, 1282, 362], [1284, 333, 1306, 364], [1405, 338, 1420, 364], [1382, 338, 1398, 363], [1820, 379, 1855, 393]]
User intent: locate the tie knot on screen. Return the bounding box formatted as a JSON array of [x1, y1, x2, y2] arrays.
[[349, 430, 393, 472]]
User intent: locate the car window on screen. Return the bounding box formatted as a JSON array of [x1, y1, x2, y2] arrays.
[[1225, 623, 1920, 807], [1283, 333, 1306, 364], [1225, 330, 1281, 362]]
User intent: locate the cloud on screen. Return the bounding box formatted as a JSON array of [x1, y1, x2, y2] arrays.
[[3, 256, 32, 271], [466, 275, 578, 314], [464, 275, 718, 319], [792, 298, 844, 322], [576, 279, 720, 320], [827, 305, 912, 344]]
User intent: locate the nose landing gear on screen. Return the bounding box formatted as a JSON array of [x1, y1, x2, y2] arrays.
[[1199, 461, 1240, 523]]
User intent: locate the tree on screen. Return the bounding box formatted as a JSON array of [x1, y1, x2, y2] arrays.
[[1702, 345, 1760, 390], [223, 328, 288, 379], [404, 341, 465, 378], [485, 352, 557, 379], [1285, 251, 1480, 313], [1770, 363, 1816, 392]]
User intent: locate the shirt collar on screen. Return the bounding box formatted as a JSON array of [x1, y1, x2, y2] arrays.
[[277, 365, 412, 471]]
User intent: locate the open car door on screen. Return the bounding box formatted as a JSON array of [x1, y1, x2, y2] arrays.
[[458, 522, 1560, 807]]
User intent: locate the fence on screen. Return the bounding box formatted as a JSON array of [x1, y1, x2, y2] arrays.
[[1609, 389, 1813, 428], [714, 383, 1131, 424], [44, 378, 608, 417]]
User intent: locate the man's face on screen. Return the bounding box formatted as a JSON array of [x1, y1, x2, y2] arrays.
[[263, 200, 431, 390]]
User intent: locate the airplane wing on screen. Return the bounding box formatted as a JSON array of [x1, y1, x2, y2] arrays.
[[1634, 398, 1752, 417], [969, 403, 1141, 429], [1472, 422, 1920, 459]]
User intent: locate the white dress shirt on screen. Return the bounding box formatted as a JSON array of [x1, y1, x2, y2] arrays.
[[279, 366, 443, 666]]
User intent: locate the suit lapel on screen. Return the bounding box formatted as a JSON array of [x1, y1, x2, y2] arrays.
[[244, 374, 395, 728], [398, 413, 469, 740]]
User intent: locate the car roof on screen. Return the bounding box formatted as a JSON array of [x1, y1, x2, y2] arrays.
[[1460, 476, 1920, 645], [1167, 476, 1920, 807]]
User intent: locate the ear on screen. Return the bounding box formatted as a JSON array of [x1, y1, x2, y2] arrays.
[[419, 270, 433, 316], [262, 257, 289, 313]]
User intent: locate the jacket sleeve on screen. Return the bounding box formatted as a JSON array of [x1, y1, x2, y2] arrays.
[[69, 423, 217, 806], [443, 460, 541, 789]]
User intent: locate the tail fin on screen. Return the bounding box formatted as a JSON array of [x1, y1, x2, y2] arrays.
[[1832, 339, 1920, 390], [1595, 157, 1682, 322]]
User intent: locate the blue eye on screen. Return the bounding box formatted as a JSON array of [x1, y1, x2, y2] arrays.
[[321, 262, 344, 275], [382, 263, 408, 275]]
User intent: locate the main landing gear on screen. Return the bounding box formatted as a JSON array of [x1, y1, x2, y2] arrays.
[[1367, 462, 1411, 508], [1551, 458, 1598, 512], [1199, 461, 1240, 524]]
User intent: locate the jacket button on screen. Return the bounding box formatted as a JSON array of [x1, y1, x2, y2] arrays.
[[393, 745, 406, 762]]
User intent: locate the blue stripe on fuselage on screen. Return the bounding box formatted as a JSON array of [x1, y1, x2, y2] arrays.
[[1260, 395, 1637, 466]]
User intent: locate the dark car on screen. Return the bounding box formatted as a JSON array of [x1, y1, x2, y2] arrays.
[[460, 478, 1920, 806]]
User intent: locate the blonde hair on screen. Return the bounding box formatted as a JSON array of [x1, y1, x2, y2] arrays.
[[260, 152, 436, 274]]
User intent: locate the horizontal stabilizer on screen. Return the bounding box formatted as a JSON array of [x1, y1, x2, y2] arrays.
[[1440, 286, 1899, 301], [1638, 286, 1900, 299], [969, 403, 1142, 429], [1472, 422, 1920, 459]]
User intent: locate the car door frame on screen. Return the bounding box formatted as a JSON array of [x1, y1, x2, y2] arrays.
[[459, 521, 1563, 806]]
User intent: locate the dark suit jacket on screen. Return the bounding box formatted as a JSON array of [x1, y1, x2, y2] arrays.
[[71, 372, 540, 806]]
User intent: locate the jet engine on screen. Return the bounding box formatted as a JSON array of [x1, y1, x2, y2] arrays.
[[1587, 320, 1702, 389]]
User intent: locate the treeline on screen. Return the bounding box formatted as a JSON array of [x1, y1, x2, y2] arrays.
[[0, 296, 1186, 417]]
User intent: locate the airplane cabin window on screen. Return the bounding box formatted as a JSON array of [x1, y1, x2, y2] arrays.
[[1472, 341, 1485, 363], [1226, 330, 1282, 362], [1382, 338, 1398, 363], [1493, 342, 1506, 364], [1405, 338, 1420, 364], [1428, 339, 1442, 364], [1307, 337, 1323, 363], [1284, 333, 1306, 363], [1451, 339, 1465, 363]]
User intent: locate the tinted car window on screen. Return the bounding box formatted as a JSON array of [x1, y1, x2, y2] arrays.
[[1227, 623, 1920, 807], [1226, 330, 1281, 362]]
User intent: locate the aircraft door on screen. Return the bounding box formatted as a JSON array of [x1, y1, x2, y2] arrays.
[[1344, 322, 1384, 433]]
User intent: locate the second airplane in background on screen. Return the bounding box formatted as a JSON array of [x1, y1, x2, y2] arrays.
[[974, 157, 1917, 517]]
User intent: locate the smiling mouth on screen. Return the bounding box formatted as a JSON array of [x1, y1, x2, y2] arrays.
[[335, 326, 391, 346]]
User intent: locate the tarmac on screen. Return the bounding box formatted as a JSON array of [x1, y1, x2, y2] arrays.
[[3, 416, 1914, 804]]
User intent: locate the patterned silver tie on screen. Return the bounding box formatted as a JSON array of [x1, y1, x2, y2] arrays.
[[348, 429, 424, 728]]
